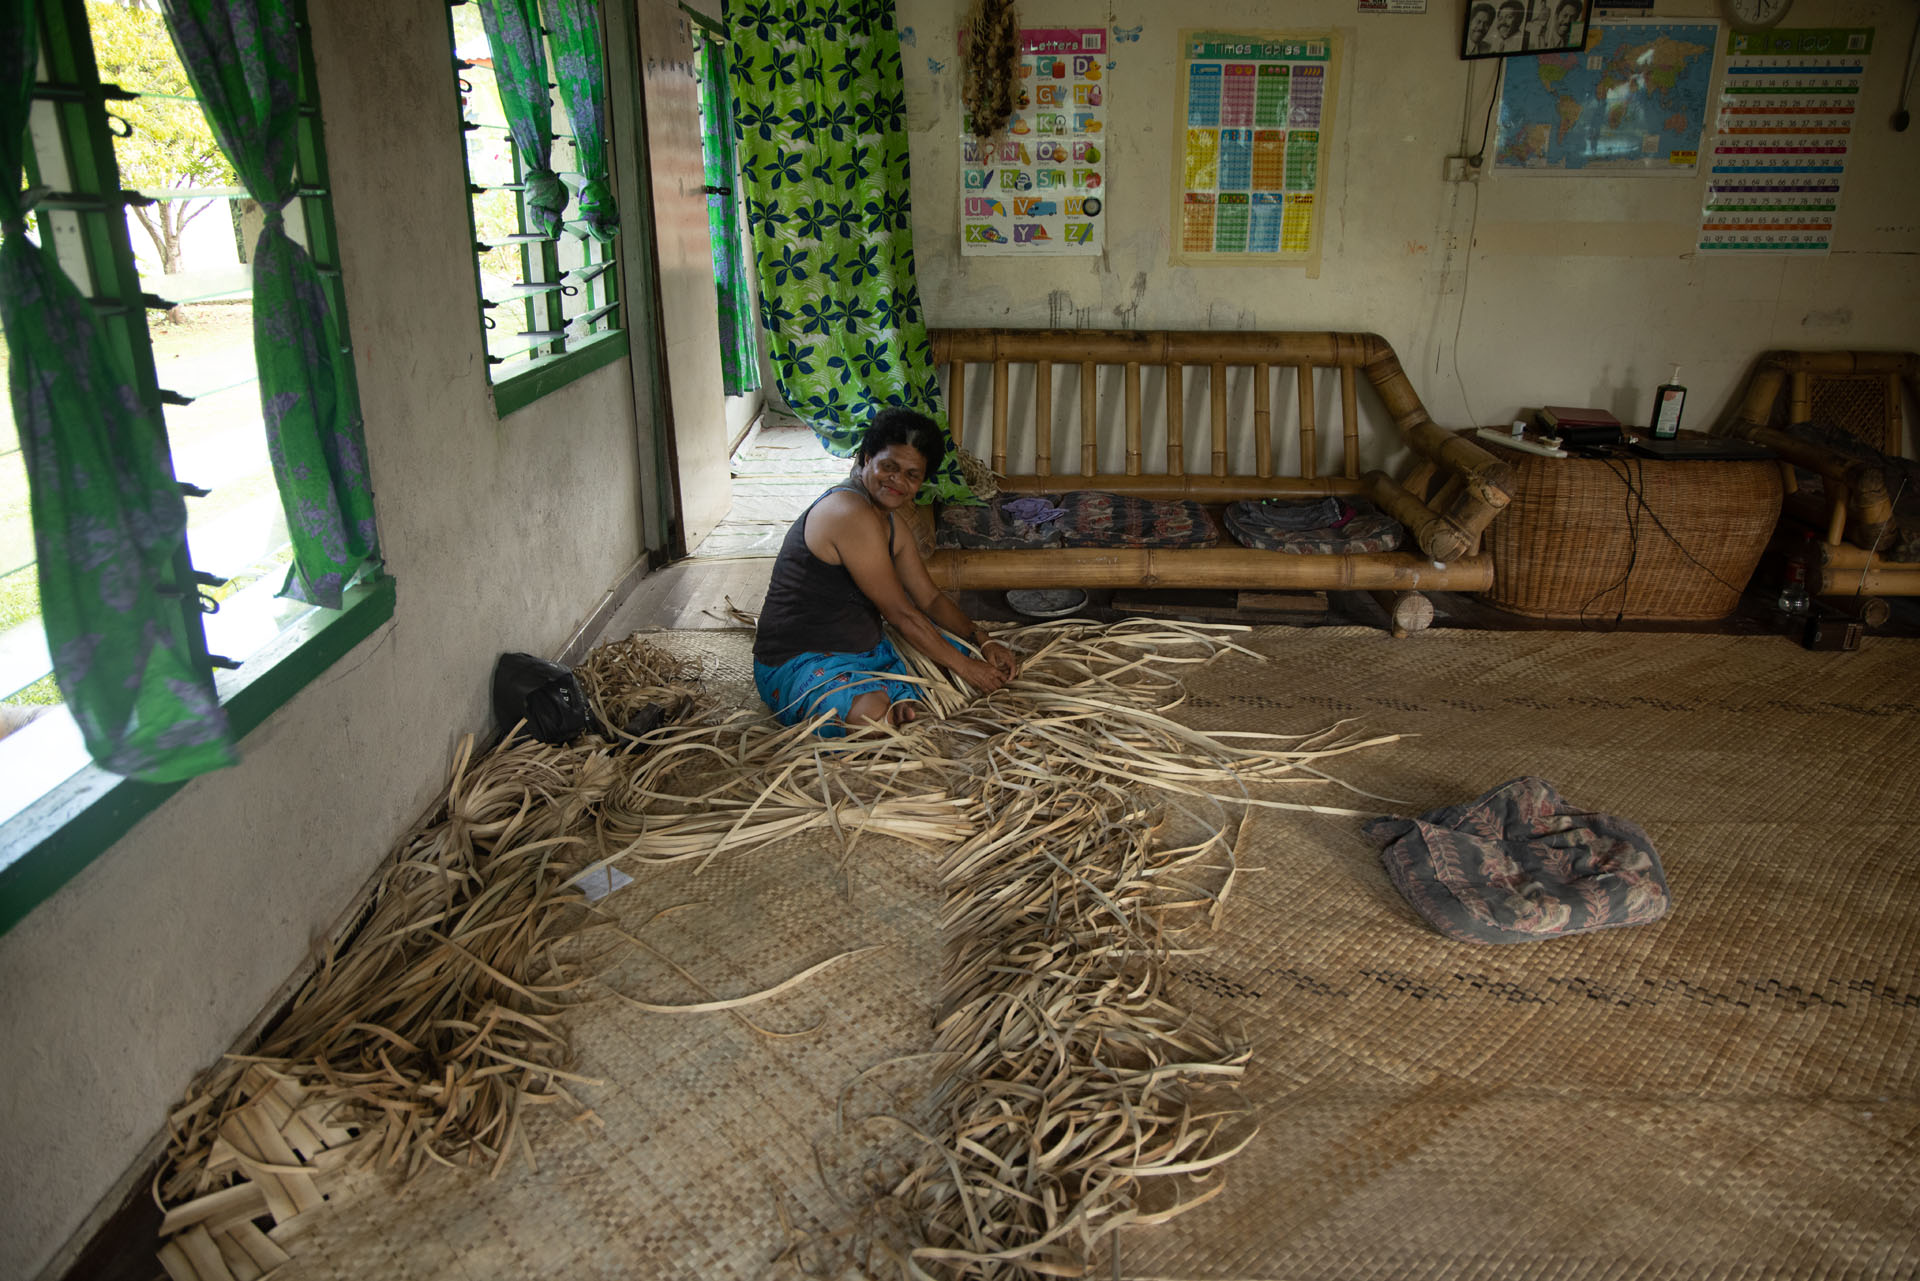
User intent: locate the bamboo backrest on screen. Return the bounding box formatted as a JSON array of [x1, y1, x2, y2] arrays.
[[929, 329, 1427, 496], [1748, 351, 1918, 459]]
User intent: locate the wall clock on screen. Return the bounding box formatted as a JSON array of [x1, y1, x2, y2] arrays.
[[1721, 0, 1793, 32]]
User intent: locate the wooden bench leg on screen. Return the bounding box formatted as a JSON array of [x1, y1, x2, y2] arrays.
[[1370, 590, 1435, 638]]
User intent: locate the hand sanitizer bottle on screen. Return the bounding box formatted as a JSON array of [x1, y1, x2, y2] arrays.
[[1651, 366, 1687, 439]]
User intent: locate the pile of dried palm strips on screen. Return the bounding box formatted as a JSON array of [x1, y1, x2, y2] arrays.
[[828, 622, 1394, 1279], [152, 622, 1395, 1281]]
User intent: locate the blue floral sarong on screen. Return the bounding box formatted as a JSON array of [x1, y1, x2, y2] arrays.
[[754, 635, 926, 738]]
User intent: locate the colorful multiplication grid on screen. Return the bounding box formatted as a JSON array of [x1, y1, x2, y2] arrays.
[[960, 27, 1109, 256], [1175, 31, 1337, 264], [1698, 28, 1871, 254]]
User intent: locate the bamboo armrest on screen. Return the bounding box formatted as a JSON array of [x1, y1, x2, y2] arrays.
[[1729, 419, 1893, 539]]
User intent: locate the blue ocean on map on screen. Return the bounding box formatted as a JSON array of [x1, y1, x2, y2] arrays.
[[1493, 23, 1717, 172]]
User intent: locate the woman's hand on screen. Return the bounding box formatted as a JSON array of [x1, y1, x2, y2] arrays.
[[959, 654, 1010, 693], [981, 638, 1020, 681]]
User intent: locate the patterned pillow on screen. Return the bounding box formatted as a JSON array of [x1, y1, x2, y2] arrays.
[[1365, 777, 1671, 945], [1055, 491, 1220, 549], [1223, 498, 1404, 554], [934, 493, 1066, 550]]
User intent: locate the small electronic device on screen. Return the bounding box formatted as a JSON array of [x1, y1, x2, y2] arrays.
[[1800, 611, 1862, 652], [1556, 423, 1627, 451]]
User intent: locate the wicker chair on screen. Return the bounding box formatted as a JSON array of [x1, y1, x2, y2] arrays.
[[1722, 350, 1920, 599]]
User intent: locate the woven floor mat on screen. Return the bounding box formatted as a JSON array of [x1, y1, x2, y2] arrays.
[[272, 626, 1916, 1280], [1114, 627, 1920, 1279], [275, 822, 943, 1281]]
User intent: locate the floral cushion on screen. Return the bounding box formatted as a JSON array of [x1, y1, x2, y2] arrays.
[[934, 493, 1066, 550], [1223, 498, 1404, 554], [1054, 491, 1219, 549], [1365, 777, 1671, 945]]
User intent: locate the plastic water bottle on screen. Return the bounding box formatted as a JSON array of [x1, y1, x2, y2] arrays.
[[1775, 558, 1811, 616]]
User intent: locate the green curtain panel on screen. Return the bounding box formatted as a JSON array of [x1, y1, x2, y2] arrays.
[[726, 0, 972, 502], [696, 38, 759, 397], [476, 0, 569, 237], [162, 0, 380, 609], [542, 0, 617, 242], [0, 0, 235, 781]]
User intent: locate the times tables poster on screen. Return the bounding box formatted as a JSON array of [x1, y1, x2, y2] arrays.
[[1174, 30, 1340, 268], [959, 28, 1109, 257]]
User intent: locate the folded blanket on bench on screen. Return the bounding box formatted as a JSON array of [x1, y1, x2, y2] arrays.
[[1223, 498, 1404, 554], [1057, 491, 1219, 549]]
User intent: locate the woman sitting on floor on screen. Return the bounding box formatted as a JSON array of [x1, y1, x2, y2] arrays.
[[753, 408, 1019, 734]]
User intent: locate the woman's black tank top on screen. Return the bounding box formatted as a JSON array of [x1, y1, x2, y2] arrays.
[[753, 482, 896, 666]]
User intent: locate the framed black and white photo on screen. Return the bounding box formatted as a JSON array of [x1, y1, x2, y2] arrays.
[[1461, 0, 1591, 58]]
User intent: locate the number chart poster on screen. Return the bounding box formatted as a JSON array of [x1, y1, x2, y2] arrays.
[[1174, 31, 1339, 266], [960, 28, 1108, 257], [1697, 27, 1873, 254]]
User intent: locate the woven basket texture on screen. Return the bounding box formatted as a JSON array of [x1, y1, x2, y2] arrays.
[[265, 627, 1919, 1281], [1482, 443, 1783, 620]]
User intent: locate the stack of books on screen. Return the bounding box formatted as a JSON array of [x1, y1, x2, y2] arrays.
[[1534, 405, 1624, 448]]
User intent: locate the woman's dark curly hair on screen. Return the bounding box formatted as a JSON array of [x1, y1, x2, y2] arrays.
[[855, 407, 948, 477]]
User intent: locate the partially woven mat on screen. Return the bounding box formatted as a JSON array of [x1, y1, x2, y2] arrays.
[[266, 627, 1918, 1279], [1122, 628, 1920, 1279]]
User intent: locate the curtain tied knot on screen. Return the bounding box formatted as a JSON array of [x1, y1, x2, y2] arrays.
[[523, 168, 570, 240], [3, 184, 48, 238]]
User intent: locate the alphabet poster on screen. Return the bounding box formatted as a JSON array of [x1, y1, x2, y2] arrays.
[[959, 28, 1108, 257], [1172, 30, 1339, 266]]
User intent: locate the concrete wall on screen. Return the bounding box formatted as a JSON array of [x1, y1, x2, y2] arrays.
[[0, 3, 652, 1277], [901, 0, 1920, 460]]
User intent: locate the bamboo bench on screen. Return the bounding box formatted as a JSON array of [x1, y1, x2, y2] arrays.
[[905, 329, 1515, 634], [1721, 349, 1920, 599]]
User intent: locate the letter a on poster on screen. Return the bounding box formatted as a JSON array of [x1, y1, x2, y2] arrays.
[[960, 28, 1108, 256]]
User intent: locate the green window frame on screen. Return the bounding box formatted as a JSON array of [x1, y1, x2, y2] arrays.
[[0, 0, 395, 938], [447, 0, 629, 418]]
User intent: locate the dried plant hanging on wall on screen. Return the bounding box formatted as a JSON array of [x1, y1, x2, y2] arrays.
[[960, 0, 1021, 144]]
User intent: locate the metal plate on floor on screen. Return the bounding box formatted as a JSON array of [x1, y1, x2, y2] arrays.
[[1005, 588, 1088, 618]]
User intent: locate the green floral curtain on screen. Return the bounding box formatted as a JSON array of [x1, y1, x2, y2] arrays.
[[543, 0, 618, 242], [696, 37, 759, 396], [726, 0, 972, 502], [0, 0, 235, 781], [475, 0, 568, 237], [162, 0, 380, 609]]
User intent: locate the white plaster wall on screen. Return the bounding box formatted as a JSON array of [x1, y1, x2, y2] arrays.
[[641, 0, 735, 551], [900, 0, 1920, 457], [0, 2, 650, 1277]]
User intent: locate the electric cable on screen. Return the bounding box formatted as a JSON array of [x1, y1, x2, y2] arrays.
[[1853, 472, 1908, 595], [1893, 1, 1920, 131], [1573, 452, 1764, 630], [1471, 61, 1502, 164], [1448, 66, 1499, 428]]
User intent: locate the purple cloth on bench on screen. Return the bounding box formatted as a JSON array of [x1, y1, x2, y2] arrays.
[[935, 494, 1066, 550]]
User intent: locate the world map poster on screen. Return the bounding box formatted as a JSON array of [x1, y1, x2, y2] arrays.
[[1493, 20, 1718, 173]]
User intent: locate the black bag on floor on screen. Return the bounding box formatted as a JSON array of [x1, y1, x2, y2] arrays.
[[492, 652, 590, 745]]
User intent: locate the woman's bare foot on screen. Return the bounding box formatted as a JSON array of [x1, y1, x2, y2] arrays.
[[889, 700, 921, 727]]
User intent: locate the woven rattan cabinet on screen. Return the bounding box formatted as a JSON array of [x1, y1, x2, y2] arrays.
[[1479, 437, 1783, 620]]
